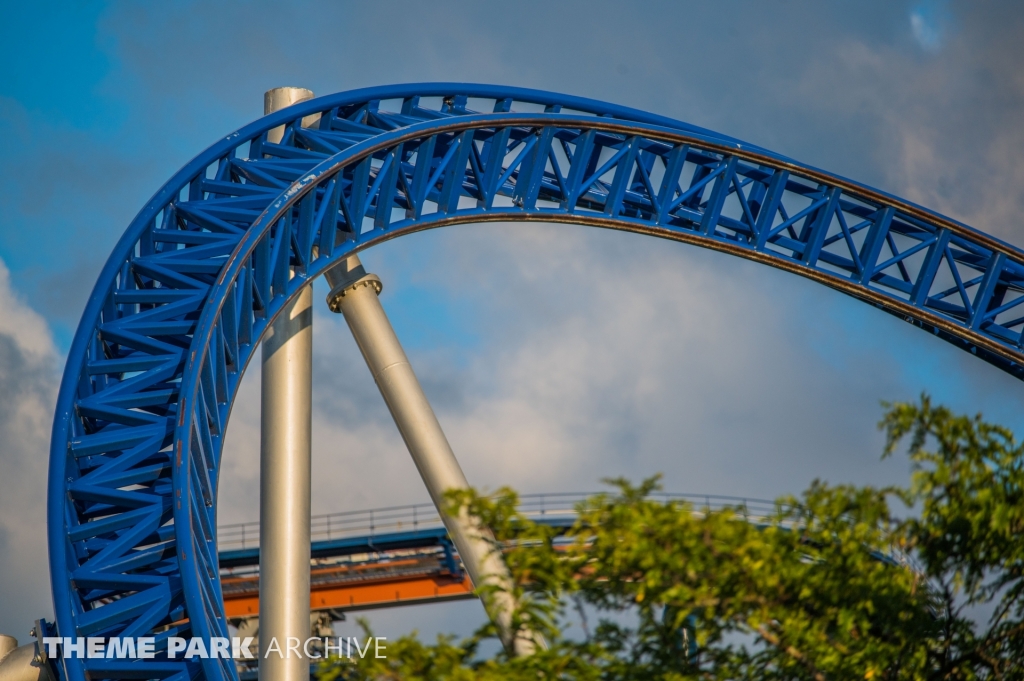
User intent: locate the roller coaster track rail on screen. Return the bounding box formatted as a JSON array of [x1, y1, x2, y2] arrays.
[[47, 83, 1024, 681]]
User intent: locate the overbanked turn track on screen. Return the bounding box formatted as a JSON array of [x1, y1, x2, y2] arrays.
[[48, 83, 1024, 681]]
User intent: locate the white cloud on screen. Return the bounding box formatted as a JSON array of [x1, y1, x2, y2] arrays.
[[0, 258, 58, 637], [790, 18, 1024, 247], [910, 6, 945, 52], [216, 220, 982, 642], [221, 221, 930, 520], [0, 261, 55, 363]]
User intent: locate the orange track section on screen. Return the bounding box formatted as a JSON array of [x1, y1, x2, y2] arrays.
[[222, 559, 475, 617]]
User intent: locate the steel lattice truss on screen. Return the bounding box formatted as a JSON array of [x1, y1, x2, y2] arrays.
[[48, 84, 1024, 681]]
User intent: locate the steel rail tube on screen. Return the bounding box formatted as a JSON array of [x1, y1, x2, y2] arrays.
[[323, 258, 538, 656], [259, 87, 315, 681]]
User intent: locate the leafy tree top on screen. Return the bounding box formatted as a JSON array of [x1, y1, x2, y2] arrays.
[[318, 398, 1024, 680]]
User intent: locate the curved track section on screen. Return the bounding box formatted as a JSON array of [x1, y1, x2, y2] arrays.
[[49, 84, 1024, 681]]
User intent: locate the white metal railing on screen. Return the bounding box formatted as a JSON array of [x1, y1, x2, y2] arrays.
[[217, 492, 778, 552]]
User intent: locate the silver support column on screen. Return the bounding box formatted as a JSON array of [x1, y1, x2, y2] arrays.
[[259, 87, 315, 681], [324, 257, 538, 656]]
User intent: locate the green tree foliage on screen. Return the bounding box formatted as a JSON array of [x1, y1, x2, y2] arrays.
[[317, 398, 1024, 679]]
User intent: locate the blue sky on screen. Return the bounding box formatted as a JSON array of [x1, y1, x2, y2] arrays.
[[1, 0, 1023, 645]]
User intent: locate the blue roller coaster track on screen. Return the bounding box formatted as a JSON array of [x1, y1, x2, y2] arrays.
[[47, 83, 1024, 681]]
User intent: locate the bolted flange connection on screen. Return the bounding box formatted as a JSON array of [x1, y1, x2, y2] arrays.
[[0, 621, 56, 681], [324, 255, 383, 313], [325, 274, 382, 313]]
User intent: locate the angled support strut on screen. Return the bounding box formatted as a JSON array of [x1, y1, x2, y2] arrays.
[[324, 256, 538, 656]]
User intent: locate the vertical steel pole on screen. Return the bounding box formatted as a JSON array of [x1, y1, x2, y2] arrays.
[[324, 257, 538, 656], [259, 87, 314, 681]]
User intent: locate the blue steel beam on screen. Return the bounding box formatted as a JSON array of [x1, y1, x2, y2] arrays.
[[48, 84, 1024, 681]]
